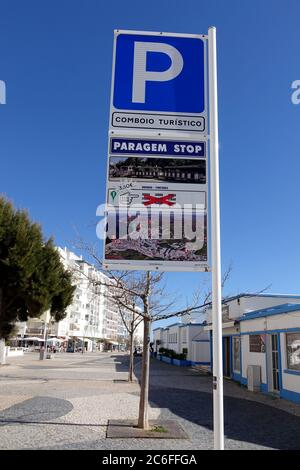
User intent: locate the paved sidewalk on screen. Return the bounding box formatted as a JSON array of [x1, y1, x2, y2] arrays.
[[0, 352, 300, 449]]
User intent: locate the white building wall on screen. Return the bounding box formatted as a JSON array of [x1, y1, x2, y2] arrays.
[[157, 323, 210, 364], [241, 309, 300, 399], [179, 326, 188, 352], [241, 311, 300, 336], [241, 319, 270, 385], [241, 335, 267, 385], [162, 329, 169, 349], [153, 328, 163, 351], [187, 325, 208, 350], [188, 325, 210, 363], [191, 341, 210, 364]]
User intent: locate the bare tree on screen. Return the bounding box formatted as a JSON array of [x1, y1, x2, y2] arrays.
[[70, 241, 232, 430], [72, 266, 206, 429], [116, 302, 143, 382]]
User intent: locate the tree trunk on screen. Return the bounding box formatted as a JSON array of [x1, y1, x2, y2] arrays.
[[129, 331, 134, 382], [138, 317, 150, 429]]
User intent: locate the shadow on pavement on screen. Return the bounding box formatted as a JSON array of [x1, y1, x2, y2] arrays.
[[0, 396, 73, 425], [127, 355, 300, 450], [148, 385, 300, 450]]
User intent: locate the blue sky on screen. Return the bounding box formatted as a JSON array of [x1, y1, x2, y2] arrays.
[[1, 0, 300, 328]]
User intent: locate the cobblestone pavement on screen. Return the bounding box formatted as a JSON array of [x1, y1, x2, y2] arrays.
[[0, 352, 300, 450]]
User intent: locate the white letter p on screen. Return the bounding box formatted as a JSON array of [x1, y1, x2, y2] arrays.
[[132, 42, 183, 103]]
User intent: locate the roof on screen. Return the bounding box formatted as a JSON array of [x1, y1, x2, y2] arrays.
[[153, 322, 206, 333], [239, 303, 300, 321], [222, 293, 300, 303], [166, 322, 182, 329]]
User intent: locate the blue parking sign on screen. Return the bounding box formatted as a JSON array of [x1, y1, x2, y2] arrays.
[[112, 32, 206, 114]]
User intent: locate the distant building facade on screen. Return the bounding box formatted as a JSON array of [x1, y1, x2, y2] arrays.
[[16, 247, 143, 351], [153, 322, 210, 367]]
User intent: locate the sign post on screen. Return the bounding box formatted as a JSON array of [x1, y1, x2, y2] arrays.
[[104, 27, 224, 448], [208, 26, 224, 450]]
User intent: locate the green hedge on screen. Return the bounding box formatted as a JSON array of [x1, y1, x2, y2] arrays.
[[158, 347, 188, 361]]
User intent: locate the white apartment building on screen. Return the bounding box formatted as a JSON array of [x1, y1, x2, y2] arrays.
[[17, 247, 143, 352]]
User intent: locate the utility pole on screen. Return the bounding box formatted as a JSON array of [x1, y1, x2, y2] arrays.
[[208, 26, 224, 450]]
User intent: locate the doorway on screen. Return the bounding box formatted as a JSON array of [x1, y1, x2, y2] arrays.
[[271, 334, 280, 392], [223, 336, 231, 378]]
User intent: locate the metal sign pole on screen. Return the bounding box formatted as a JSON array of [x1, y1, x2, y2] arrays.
[[208, 26, 224, 450]]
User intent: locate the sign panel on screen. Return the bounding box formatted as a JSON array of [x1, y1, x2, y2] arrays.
[[110, 30, 207, 133], [104, 30, 209, 272], [104, 209, 208, 272], [108, 156, 206, 185], [108, 188, 206, 209], [111, 113, 205, 132], [110, 137, 206, 157]]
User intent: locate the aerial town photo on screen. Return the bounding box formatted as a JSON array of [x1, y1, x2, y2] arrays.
[[109, 156, 206, 185], [105, 210, 207, 263]]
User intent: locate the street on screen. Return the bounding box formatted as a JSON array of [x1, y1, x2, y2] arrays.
[[1, 352, 300, 450]]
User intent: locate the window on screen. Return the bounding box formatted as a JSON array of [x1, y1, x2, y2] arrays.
[[168, 333, 178, 344], [249, 334, 266, 353], [232, 337, 241, 373], [286, 333, 300, 371]]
